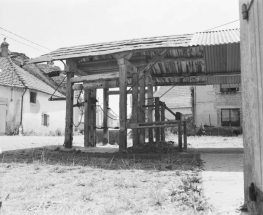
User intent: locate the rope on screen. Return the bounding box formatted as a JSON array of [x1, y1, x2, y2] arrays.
[[97, 105, 118, 120], [49, 75, 66, 100], [72, 89, 84, 127], [159, 84, 176, 99]]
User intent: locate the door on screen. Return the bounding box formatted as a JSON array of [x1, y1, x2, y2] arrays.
[[0, 104, 7, 135]]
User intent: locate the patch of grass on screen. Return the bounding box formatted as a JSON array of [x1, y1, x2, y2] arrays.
[[0, 148, 209, 214]]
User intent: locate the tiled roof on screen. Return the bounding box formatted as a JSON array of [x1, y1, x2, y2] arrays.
[[190, 28, 240, 46], [0, 57, 64, 97], [28, 28, 240, 64], [154, 86, 192, 109]]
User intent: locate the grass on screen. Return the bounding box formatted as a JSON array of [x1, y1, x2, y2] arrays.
[[0, 147, 210, 215]]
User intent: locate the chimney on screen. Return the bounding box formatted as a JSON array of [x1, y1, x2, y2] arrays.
[[1, 38, 9, 57]]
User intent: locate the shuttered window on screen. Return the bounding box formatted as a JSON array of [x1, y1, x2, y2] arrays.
[[221, 109, 240, 126], [41, 113, 49, 127]]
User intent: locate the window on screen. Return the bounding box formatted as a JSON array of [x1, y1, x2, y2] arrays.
[[220, 84, 240, 93], [41, 113, 49, 127], [30, 92, 37, 104], [221, 109, 240, 126]]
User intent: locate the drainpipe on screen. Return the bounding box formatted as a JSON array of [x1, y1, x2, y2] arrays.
[[19, 87, 28, 135]]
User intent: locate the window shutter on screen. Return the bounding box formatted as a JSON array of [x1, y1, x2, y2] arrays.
[[41, 113, 44, 125], [47, 115, 50, 127]]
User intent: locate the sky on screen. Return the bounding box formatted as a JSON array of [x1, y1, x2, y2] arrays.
[[0, 0, 240, 114]]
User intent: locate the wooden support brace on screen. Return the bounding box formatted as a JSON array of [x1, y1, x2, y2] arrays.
[[178, 120, 182, 152], [146, 71, 154, 143], [117, 58, 128, 152], [155, 97, 160, 142], [139, 69, 146, 144], [64, 62, 74, 148], [103, 88, 109, 145], [183, 121, 187, 150], [161, 104, 165, 141], [132, 70, 139, 147]]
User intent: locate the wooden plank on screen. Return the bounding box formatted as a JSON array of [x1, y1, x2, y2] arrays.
[[164, 105, 177, 117], [178, 120, 182, 152], [83, 80, 119, 89], [132, 70, 139, 147], [129, 120, 178, 127], [64, 70, 74, 148], [128, 124, 177, 129], [91, 89, 97, 147], [117, 58, 128, 152], [108, 90, 132, 95], [72, 84, 83, 91], [183, 121, 187, 150], [84, 89, 91, 147], [139, 69, 145, 144], [152, 71, 241, 78], [147, 71, 154, 143], [161, 104, 165, 141], [65, 59, 86, 76], [103, 88, 109, 145], [155, 97, 160, 142], [71, 72, 119, 83]]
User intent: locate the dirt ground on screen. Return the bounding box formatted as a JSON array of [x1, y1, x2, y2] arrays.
[[0, 135, 247, 214]]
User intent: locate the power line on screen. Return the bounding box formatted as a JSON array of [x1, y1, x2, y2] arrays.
[[0, 33, 47, 53], [204, 19, 239, 32], [0, 26, 52, 51]]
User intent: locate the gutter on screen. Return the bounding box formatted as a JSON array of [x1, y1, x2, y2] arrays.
[[19, 87, 28, 134]]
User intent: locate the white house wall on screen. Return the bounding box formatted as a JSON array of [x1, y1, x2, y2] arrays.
[[0, 85, 23, 134], [22, 91, 66, 134]]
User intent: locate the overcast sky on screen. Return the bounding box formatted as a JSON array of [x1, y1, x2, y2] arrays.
[[0, 0, 240, 113], [1, 0, 240, 59]]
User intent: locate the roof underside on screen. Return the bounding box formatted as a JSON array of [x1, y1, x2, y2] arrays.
[[28, 29, 241, 86]]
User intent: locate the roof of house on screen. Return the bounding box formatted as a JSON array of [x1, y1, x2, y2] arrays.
[[28, 28, 240, 63], [0, 57, 64, 97], [154, 86, 192, 109]]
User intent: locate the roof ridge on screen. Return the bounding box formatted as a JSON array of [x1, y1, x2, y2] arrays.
[[7, 57, 27, 88]]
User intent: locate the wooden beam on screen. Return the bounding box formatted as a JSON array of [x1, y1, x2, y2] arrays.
[[183, 121, 187, 150], [83, 80, 119, 89], [161, 104, 165, 141], [155, 97, 160, 142], [65, 59, 86, 76], [72, 84, 83, 91], [128, 124, 178, 129], [152, 71, 241, 78], [146, 70, 154, 143], [64, 70, 74, 148], [116, 58, 128, 152], [178, 120, 182, 152], [103, 88, 109, 145], [132, 70, 139, 147], [129, 120, 178, 127], [108, 90, 132, 95], [84, 89, 97, 147], [139, 69, 145, 144], [71, 72, 119, 83]]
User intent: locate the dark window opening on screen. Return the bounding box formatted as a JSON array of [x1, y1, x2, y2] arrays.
[[220, 84, 240, 93], [221, 109, 240, 126], [30, 92, 37, 104]]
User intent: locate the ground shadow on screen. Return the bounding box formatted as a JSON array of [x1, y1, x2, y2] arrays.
[[0, 146, 201, 171]]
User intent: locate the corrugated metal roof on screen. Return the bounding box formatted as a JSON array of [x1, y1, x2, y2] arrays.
[[190, 29, 240, 46], [207, 75, 241, 85]]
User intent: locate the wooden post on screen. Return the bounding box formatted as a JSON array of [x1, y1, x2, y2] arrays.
[[117, 58, 128, 152], [132, 72, 139, 147], [139, 69, 145, 144], [161, 103, 165, 141], [64, 71, 74, 148], [155, 97, 160, 142], [84, 89, 97, 147], [103, 88, 109, 145], [183, 121, 187, 150], [178, 120, 182, 152], [146, 71, 154, 143]]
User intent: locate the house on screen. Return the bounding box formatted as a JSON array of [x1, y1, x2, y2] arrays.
[[154, 86, 192, 120], [194, 84, 242, 127], [0, 40, 66, 135]]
